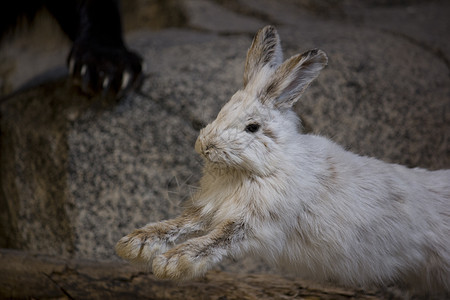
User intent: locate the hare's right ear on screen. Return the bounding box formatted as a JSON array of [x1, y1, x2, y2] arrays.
[[243, 25, 283, 87], [260, 49, 327, 109]]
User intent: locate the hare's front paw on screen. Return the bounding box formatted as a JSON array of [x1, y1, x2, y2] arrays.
[[115, 227, 171, 264], [152, 243, 212, 280]]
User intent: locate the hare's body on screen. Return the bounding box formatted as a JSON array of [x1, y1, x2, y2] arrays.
[[117, 26, 449, 293], [194, 133, 450, 289]]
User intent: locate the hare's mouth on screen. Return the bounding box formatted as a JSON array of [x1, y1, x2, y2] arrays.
[[200, 147, 233, 167], [195, 137, 238, 168], [203, 148, 223, 164]]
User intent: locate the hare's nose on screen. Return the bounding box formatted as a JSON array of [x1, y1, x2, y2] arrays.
[[195, 137, 210, 155], [195, 136, 215, 156]]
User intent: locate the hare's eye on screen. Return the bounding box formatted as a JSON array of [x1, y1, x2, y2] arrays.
[[245, 123, 260, 133]]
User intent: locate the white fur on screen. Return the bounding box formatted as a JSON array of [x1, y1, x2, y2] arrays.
[[116, 26, 449, 294]]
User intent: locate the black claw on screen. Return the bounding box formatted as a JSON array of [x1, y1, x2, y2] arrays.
[[67, 39, 143, 99]]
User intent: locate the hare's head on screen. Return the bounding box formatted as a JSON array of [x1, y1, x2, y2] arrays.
[[195, 26, 327, 176]]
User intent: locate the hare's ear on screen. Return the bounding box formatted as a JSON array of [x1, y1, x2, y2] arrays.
[[243, 25, 283, 87], [260, 49, 327, 109]]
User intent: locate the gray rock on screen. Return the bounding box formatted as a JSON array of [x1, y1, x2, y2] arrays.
[[183, 0, 265, 33]]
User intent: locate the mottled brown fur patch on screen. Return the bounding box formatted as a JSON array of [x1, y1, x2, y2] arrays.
[[196, 220, 246, 257], [315, 156, 339, 192], [245, 194, 281, 222], [326, 155, 339, 186], [129, 205, 206, 244], [263, 127, 277, 141], [295, 216, 312, 247], [268, 210, 280, 222], [390, 191, 406, 203], [385, 180, 406, 203], [259, 49, 326, 107], [259, 53, 305, 105], [246, 199, 264, 220], [244, 26, 279, 86]]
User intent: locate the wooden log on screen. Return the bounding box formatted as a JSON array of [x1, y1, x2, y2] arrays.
[[0, 249, 396, 299]]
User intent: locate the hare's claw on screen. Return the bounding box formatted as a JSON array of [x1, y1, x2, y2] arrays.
[[152, 245, 210, 280], [115, 228, 170, 264]]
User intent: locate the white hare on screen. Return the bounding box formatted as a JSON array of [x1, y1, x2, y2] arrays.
[[116, 25, 449, 293]]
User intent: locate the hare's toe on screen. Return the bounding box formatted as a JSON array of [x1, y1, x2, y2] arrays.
[[115, 235, 142, 261], [115, 231, 169, 263], [152, 248, 210, 280]]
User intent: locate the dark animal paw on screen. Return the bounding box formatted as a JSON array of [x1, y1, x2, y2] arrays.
[[68, 40, 142, 99]]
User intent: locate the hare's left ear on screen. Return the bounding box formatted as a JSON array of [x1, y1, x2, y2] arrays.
[[243, 25, 283, 87], [260, 49, 328, 109]]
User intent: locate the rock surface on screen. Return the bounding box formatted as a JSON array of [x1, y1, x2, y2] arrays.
[[2, 249, 396, 299], [1, 0, 449, 298]]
